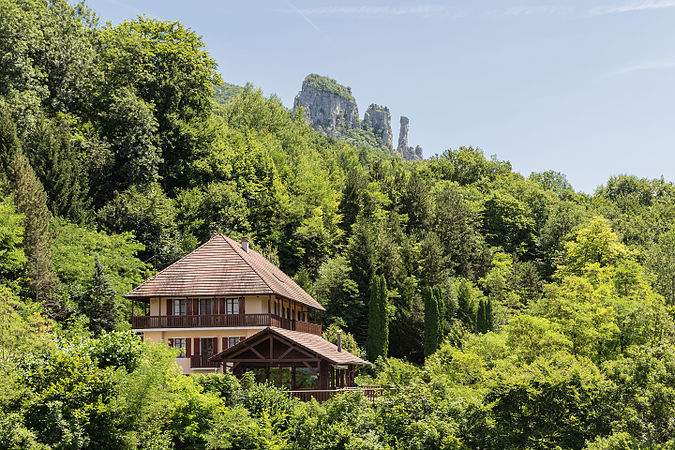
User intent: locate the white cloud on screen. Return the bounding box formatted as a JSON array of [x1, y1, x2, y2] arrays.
[[590, 0, 675, 16], [614, 59, 675, 74]]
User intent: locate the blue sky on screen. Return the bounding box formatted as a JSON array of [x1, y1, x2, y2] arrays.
[[85, 0, 675, 193]]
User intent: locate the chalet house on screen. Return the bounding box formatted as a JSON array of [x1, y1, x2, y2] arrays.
[[127, 234, 367, 391]]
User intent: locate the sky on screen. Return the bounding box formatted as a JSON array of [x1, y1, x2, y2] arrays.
[[83, 0, 675, 193]]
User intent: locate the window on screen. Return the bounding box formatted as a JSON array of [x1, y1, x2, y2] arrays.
[[201, 338, 214, 356], [228, 336, 241, 348], [173, 338, 186, 357], [171, 299, 187, 316], [200, 299, 212, 315], [225, 298, 239, 315]]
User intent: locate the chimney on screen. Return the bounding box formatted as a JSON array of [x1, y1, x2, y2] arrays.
[[336, 329, 342, 352], [241, 236, 249, 253]]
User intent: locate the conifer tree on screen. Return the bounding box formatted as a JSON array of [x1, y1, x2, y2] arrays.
[[24, 118, 89, 223], [347, 216, 376, 343], [78, 255, 118, 336], [424, 286, 441, 357], [367, 274, 389, 361], [0, 110, 20, 181], [3, 114, 56, 305]]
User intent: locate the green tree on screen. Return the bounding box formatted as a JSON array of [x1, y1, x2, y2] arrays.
[[77, 255, 117, 336], [367, 274, 389, 361], [97, 17, 221, 189], [23, 117, 89, 223], [424, 286, 442, 357], [9, 151, 55, 304]]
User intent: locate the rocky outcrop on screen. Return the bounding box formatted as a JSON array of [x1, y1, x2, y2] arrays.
[[363, 104, 392, 149], [396, 116, 423, 161], [293, 74, 359, 138], [293, 74, 423, 160]]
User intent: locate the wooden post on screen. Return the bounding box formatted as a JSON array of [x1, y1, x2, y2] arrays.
[[265, 363, 270, 382], [291, 364, 296, 390], [278, 364, 283, 387], [268, 295, 272, 322]]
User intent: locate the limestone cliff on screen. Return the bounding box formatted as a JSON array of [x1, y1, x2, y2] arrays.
[[396, 116, 423, 161], [293, 74, 359, 138], [363, 104, 392, 149], [293, 74, 423, 160]]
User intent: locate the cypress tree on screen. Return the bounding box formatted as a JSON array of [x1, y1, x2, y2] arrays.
[[367, 274, 389, 361], [476, 299, 486, 333], [424, 286, 441, 357], [486, 298, 494, 332]]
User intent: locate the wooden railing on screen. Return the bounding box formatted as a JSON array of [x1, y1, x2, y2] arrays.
[[132, 313, 322, 335], [288, 386, 384, 403], [190, 354, 220, 369], [294, 320, 323, 336]]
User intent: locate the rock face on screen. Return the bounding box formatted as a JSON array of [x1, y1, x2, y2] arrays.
[[293, 74, 359, 138], [293, 74, 423, 160], [396, 116, 423, 160], [363, 104, 392, 148]]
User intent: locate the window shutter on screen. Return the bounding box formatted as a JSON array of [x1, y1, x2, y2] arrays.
[[212, 337, 217, 355], [220, 299, 225, 315], [186, 338, 191, 358], [194, 298, 200, 315], [239, 297, 245, 314], [186, 299, 192, 316], [194, 338, 201, 355], [168, 338, 174, 347], [222, 337, 228, 350], [167, 299, 173, 316]]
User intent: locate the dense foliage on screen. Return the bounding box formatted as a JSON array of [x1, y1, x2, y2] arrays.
[[0, 1, 673, 448]]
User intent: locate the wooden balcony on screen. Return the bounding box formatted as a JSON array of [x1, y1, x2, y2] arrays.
[[132, 313, 322, 336], [190, 354, 220, 369]]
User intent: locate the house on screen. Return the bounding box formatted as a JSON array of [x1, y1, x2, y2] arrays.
[[126, 234, 368, 391]]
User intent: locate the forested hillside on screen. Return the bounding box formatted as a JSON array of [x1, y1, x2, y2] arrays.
[[0, 1, 673, 448]]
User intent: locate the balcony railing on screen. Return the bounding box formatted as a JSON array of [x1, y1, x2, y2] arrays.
[[132, 313, 322, 336], [190, 354, 220, 369]]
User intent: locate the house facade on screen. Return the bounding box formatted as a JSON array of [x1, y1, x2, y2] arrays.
[[127, 234, 366, 385]]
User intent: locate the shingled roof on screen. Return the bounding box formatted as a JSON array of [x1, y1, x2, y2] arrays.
[[210, 326, 369, 366], [125, 235, 325, 310]]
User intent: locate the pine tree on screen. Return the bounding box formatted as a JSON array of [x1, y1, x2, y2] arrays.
[[79, 255, 118, 336], [424, 286, 441, 357], [367, 274, 389, 361]]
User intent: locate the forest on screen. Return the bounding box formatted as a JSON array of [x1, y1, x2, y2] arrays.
[[0, 0, 673, 448]]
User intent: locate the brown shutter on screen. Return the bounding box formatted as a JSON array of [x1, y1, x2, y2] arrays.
[[212, 337, 217, 355], [168, 338, 174, 347], [167, 299, 173, 316], [186, 299, 192, 316], [194, 299, 200, 315], [185, 338, 191, 358], [239, 297, 245, 314], [194, 338, 201, 355], [222, 337, 228, 350]]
